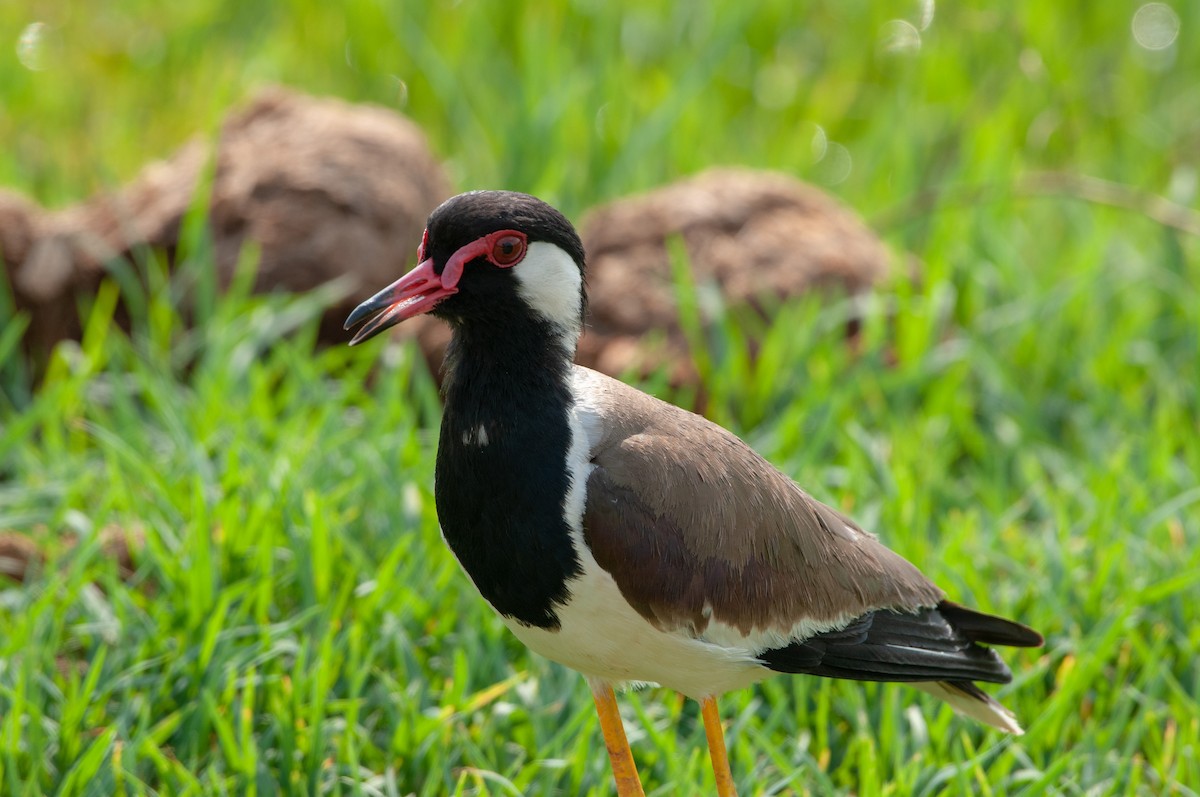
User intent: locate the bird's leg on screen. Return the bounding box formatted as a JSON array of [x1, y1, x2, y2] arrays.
[[589, 680, 646, 797], [700, 696, 738, 797]]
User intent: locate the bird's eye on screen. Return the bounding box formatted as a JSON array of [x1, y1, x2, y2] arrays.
[[490, 234, 526, 266]]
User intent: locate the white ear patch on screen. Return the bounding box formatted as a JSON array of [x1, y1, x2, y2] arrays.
[[511, 241, 583, 345]]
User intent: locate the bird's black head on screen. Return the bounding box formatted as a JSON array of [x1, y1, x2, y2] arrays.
[[345, 191, 587, 345]]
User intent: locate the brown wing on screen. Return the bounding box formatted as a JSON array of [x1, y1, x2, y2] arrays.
[[576, 367, 945, 641]]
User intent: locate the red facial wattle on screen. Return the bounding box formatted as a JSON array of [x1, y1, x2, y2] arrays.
[[345, 228, 528, 345]]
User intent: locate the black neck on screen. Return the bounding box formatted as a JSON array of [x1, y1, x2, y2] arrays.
[[434, 316, 582, 629], [441, 315, 575, 401]]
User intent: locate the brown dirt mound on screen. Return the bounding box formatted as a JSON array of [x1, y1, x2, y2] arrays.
[[576, 168, 891, 381], [3, 86, 451, 356]]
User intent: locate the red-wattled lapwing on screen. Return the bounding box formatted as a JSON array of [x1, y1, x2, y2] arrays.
[[345, 190, 1043, 796]]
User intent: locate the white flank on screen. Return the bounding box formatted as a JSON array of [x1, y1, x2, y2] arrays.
[[511, 242, 583, 350], [500, 554, 769, 699], [698, 612, 858, 653], [913, 682, 1024, 735], [562, 384, 599, 549]]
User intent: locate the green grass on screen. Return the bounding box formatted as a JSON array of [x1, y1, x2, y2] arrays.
[[2, 2, 1199, 795]]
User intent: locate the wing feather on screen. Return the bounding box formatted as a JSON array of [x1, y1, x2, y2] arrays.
[[575, 367, 944, 641]]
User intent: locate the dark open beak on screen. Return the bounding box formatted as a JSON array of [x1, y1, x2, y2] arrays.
[[344, 258, 456, 345]]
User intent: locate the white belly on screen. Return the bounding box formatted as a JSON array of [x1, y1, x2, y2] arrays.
[[501, 552, 770, 699]]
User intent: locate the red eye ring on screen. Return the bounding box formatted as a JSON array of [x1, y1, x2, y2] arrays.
[[490, 233, 526, 266]]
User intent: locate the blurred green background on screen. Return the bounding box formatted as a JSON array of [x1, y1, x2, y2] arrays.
[[1, 2, 1198, 796]]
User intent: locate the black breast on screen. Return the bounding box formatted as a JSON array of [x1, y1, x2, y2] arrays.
[[434, 327, 583, 629]]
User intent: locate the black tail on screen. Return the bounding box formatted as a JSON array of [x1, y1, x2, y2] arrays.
[[937, 601, 1043, 648], [758, 601, 1042, 684]]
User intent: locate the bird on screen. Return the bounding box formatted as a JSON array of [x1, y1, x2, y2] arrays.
[[344, 190, 1043, 796]]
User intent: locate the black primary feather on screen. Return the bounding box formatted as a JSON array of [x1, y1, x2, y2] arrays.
[[758, 601, 1042, 683]]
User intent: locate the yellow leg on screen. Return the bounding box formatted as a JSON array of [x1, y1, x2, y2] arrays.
[[701, 695, 739, 797], [590, 681, 646, 797]]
